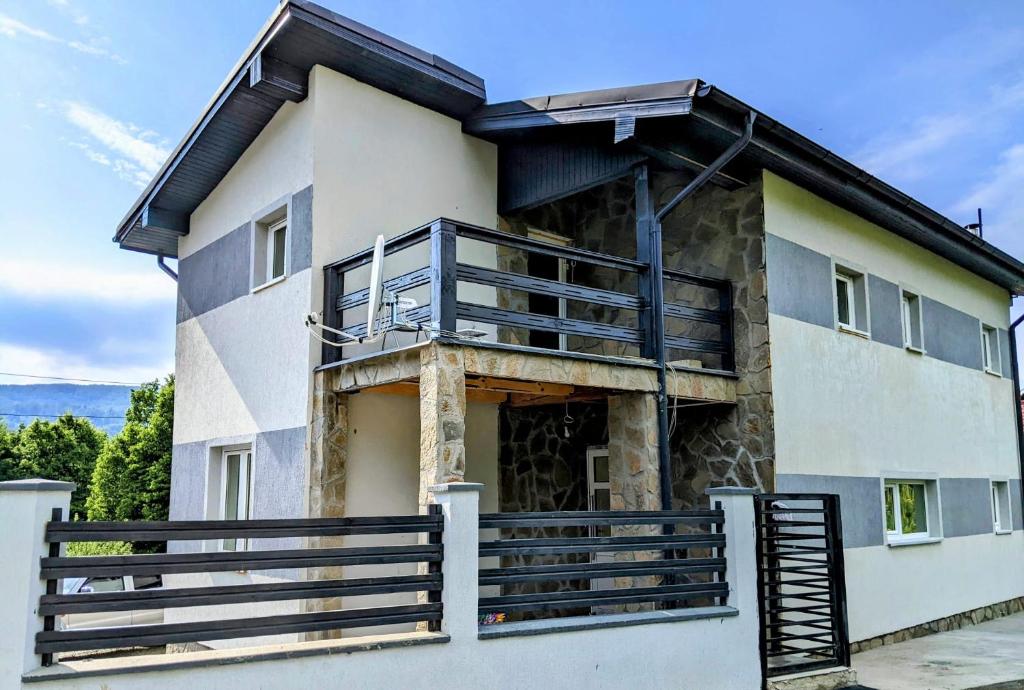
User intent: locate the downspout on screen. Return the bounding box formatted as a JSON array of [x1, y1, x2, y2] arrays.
[[650, 111, 756, 511], [1009, 310, 1024, 519], [157, 254, 178, 282]]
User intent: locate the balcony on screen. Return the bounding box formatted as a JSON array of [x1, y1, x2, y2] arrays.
[[319, 218, 735, 377]]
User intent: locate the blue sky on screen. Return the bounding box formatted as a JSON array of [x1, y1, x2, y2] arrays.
[[1, 0, 1023, 386]]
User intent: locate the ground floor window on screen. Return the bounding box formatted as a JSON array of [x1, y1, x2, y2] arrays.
[[992, 479, 1012, 534], [883, 478, 940, 545], [206, 446, 254, 551]]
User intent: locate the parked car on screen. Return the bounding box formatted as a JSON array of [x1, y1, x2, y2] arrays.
[[60, 575, 164, 630]]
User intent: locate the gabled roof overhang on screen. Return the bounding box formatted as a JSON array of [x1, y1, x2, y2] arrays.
[[466, 82, 1024, 295], [114, 0, 486, 257]]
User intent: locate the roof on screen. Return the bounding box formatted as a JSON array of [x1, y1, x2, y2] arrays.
[[465, 81, 1024, 295], [113, 4, 1024, 295], [113, 0, 485, 256]]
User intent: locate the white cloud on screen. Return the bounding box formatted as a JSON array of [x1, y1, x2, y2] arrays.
[[0, 343, 172, 387], [62, 101, 170, 188], [0, 13, 59, 41], [853, 114, 971, 181], [953, 143, 1024, 254], [0, 11, 123, 63], [0, 259, 175, 304]]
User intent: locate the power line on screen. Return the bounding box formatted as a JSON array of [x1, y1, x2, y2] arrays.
[[0, 409, 126, 419], [0, 372, 146, 386]]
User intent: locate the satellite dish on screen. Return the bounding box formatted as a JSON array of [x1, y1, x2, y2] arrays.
[[366, 234, 385, 339]]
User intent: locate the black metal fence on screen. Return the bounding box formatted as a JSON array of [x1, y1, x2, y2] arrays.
[[321, 218, 734, 370], [477, 510, 727, 619], [36, 507, 443, 665], [754, 494, 850, 681]]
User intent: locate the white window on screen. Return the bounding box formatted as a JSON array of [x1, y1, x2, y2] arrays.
[[251, 203, 289, 290], [981, 324, 1001, 375], [833, 262, 869, 336], [220, 448, 253, 551], [900, 289, 923, 352], [883, 478, 940, 545], [991, 480, 1012, 534]]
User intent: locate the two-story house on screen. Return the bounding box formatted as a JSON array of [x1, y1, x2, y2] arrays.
[[112, 0, 1024, 650]]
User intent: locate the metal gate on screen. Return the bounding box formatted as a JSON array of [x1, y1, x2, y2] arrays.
[[755, 493, 851, 681]]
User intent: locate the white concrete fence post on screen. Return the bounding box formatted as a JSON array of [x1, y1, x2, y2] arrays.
[[429, 482, 482, 641], [0, 479, 74, 684], [706, 486, 758, 613]]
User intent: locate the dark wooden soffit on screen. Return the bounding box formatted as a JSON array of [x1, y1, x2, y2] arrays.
[[115, 0, 486, 257]]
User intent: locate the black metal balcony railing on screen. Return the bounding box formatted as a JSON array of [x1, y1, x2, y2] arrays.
[[321, 218, 734, 370]]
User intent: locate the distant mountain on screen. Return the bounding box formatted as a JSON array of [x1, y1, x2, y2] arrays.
[[0, 384, 135, 435]]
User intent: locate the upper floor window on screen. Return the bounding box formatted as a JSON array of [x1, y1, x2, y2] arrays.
[[981, 324, 1001, 375], [251, 202, 289, 291], [900, 288, 923, 352], [833, 262, 869, 336]]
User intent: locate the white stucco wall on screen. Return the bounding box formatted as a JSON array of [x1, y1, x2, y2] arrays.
[[308, 66, 499, 357], [763, 172, 1024, 640]]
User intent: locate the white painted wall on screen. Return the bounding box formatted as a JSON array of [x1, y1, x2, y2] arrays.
[[764, 173, 1024, 640], [308, 66, 499, 358], [845, 531, 1024, 641], [770, 315, 1018, 479], [174, 270, 314, 445]]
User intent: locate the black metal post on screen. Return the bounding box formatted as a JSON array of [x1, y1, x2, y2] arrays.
[[427, 503, 443, 632], [429, 220, 458, 335], [321, 266, 344, 366], [826, 495, 851, 667], [41, 507, 61, 667], [635, 165, 655, 361]]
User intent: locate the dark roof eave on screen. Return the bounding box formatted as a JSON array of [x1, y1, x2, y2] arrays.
[[114, 0, 486, 257], [695, 86, 1024, 295]]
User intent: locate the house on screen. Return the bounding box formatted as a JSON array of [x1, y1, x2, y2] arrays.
[[111, 0, 1024, 656]]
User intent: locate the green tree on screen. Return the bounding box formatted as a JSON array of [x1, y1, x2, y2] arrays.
[[13, 415, 106, 519], [87, 377, 174, 528], [0, 422, 23, 482]]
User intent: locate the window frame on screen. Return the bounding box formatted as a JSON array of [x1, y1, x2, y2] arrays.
[[981, 323, 1001, 376], [990, 478, 1013, 535], [831, 259, 870, 338], [249, 195, 292, 293], [899, 286, 924, 353], [218, 446, 254, 552], [881, 475, 942, 547]]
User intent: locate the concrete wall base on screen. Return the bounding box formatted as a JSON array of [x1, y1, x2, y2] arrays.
[[851, 595, 1024, 654]]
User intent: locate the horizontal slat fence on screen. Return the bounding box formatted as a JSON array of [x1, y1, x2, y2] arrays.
[[36, 508, 443, 665], [478, 510, 727, 619]]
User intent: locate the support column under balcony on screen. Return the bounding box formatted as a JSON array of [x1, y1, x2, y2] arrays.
[[418, 342, 467, 512]]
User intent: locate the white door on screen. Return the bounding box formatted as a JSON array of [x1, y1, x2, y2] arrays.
[[586, 447, 614, 593]]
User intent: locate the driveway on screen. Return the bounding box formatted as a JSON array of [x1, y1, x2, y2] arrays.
[[853, 613, 1024, 690]]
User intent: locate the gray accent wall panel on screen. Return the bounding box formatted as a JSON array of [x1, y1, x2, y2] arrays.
[[765, 233, 835, 328], [999, 329, 1012, 379], [289, 184, 313, 275], [168, 426, 307, 568], [176, 223, 251, 323], [939, 478, 995, 538], [868, 275, 903, 348], [921, 297, 983, 371], [775, 474, 884, 548]]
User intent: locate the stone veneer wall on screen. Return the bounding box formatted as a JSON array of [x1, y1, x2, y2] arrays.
[[499, 171, 775, 509]]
